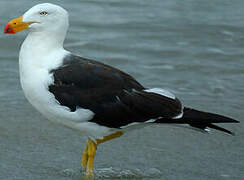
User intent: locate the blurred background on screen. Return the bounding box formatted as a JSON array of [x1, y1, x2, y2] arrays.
[[0, 0, 243, 179]]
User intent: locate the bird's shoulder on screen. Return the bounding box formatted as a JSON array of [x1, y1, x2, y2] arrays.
[[49, 54, 144, 91]]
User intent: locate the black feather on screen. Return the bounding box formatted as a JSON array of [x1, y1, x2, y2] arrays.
[[49, 54, 182, 128], [48, 54, 239, 134], [154, 107, 239, 135]]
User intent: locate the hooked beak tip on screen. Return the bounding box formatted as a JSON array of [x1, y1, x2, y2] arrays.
[[4, 23, 15, 34]]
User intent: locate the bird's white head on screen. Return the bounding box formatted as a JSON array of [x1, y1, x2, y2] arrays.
[[4, 3, 69, 35]]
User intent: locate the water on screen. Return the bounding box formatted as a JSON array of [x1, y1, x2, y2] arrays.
[[0, 0, 243, 179]]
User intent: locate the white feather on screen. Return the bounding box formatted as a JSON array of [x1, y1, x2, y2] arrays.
[[144, 88, 176, 99]]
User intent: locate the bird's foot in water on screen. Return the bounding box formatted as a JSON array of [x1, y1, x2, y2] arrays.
[[81, 139, 97, 178]]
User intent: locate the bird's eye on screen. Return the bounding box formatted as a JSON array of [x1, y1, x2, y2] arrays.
[[40, 11, 48, 16]]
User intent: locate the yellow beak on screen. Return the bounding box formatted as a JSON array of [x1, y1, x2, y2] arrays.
[[4, 16, 34, 34]]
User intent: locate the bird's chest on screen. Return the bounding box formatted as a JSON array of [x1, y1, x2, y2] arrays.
[[20, 66, 54, 109], [19, 45, 63, 108]]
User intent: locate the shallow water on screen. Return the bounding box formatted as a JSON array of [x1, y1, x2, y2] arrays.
[[0, 0, 243, 180]]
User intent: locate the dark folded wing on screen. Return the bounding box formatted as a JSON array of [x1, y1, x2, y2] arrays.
[[48, 54, 182, 128]]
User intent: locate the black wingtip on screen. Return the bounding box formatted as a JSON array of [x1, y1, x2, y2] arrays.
[[183, 107, 240, 124], [208, 123, 235, 135], [232, 120, 240, 123]]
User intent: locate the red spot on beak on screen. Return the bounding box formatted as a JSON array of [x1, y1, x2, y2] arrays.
[[4, 23, 15, 34]]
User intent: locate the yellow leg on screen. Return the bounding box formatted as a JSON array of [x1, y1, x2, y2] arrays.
[[86, 139, 97, 176], [96, 131, 123, 145], [81, 131, 124, 177], [81, 142, 88, 167]]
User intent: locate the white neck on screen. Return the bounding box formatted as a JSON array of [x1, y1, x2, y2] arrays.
[[19, 30, 69, 81], [21, 30, 66, 55], [20, 30, 69, 65]]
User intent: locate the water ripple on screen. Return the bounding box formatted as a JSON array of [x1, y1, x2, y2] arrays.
[[59, 167, 162, 179]]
